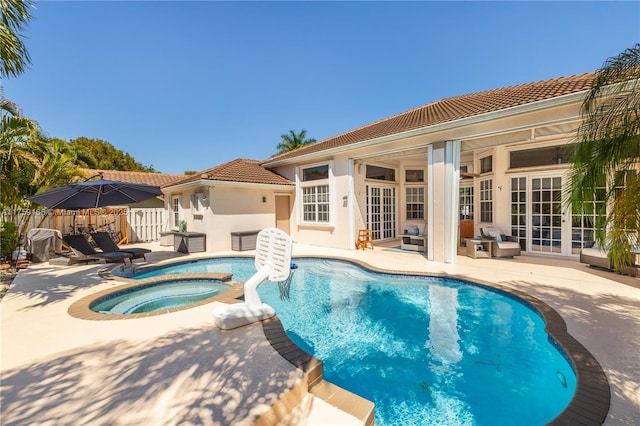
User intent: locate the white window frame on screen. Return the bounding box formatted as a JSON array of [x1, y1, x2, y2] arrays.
[[459, 185, 474, 220], [405, 186, 425, 220], [479, 179, 493, 223], [297, 161, 334, 226], [171, 195, 182, 228]]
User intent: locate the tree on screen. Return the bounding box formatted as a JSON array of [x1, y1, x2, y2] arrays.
[[69, 137, 156, 172], [0, 0, 33, 78], [0, 106, 38, 206], [276, 129, 316, 154], [568, 44, 640, 272]]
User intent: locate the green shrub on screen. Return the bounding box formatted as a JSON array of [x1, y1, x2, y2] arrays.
[[0, 222, 18, 258]]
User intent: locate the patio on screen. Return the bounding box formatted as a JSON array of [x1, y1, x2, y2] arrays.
[[1, 241, 638, 425]]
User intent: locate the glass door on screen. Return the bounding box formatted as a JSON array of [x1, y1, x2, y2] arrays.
[[530, 176, 564, 254], [366, 185, 397, 241]]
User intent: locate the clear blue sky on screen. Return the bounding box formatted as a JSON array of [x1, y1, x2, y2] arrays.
[[4, 1, 639, 174]]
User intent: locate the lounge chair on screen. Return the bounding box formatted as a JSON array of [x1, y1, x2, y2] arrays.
[[480, 227, 521, 258], [90, 232, 151, 261], [63, 235, 133, 264]]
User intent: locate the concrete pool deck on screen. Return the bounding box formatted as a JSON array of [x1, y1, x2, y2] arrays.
[[1, 241, 638, 424]]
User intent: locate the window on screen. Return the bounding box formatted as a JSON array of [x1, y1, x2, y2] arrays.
[[302, 185, 330, 222], [366, 165, 395, 181], [570, 170, 637, 254], [303, 165, 329, 181], [459, 186, 473, 220], [510, 145, 571, 168], [405, 169, 424, 183], [480, 156, 493, 174], [511, 177, 526, 250], [171, 196, 181, 227], [479, 179, 492, 223], [300, 164, 331, 224], [406, 187, 424, 219]]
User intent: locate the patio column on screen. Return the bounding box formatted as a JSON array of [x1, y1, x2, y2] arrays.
[[428, 140, 461, 263]]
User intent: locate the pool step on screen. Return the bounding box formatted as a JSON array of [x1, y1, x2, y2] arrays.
[[259, 317, 374, 426]]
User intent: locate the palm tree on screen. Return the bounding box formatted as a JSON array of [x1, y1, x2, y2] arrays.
[[0, 0, 33, 78], [276, 129, 316, 154], [567, 44, 640, 272]]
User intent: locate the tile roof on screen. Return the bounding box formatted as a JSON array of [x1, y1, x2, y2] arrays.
[[82, 169, 185, 187], [162, 158, 293, 188], [263, 72, 596, 163]]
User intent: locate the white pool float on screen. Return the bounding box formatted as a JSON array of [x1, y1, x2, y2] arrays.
[[212, 227, 292, 330]]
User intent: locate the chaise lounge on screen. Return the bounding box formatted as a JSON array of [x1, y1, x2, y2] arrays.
[[480, 227, 521, 258], [90, 232, 151, 261], [63, 235, 133, 264]]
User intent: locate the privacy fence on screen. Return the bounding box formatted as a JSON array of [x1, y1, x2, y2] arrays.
[[0, 207, 167, 243]]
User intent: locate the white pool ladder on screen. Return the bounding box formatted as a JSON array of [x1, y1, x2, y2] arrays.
[[212, 227, 292, 330]]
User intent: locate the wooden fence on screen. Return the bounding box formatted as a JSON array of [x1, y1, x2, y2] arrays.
[[1, 207, 168, 243]]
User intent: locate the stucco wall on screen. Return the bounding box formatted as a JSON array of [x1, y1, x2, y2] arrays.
[[270, 98, 583, 255], [164, 185, 292, 252]]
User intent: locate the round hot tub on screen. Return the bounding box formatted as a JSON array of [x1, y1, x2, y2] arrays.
[[90, 278, 231, 314]]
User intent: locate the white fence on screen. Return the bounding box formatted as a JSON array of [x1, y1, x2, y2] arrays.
[[1, 207, 167, 243], [126, 208, 167, 243]]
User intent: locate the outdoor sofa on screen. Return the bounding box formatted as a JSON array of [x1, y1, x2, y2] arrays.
[[480, 227, 521, 258]]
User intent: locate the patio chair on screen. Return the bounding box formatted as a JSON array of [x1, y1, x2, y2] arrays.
[[90, 232, 151, 261], [355, 229, 374, 250], [63, 234, 133, 264], [480, 227, 521, 258]]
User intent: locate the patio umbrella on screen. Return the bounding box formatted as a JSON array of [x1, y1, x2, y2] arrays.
[[28, 179, 163, 209]]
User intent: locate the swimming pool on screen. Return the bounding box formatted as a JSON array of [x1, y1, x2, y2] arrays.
[[114, 257, 577, 425]]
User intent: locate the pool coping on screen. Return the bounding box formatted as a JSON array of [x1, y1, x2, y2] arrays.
[[69, 254, 610, 425]]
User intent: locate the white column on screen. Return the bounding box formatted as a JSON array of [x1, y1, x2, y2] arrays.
[[427, 140, 460, 263], [348, 158, 356, 250], [444, 140, 461, 263]]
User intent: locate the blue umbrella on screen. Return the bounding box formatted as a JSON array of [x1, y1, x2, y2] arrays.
[[28, 179, 163, 209]]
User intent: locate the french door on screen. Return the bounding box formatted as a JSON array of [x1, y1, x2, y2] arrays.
[[366, 185, 397, 241], [530, 176, 564, 254], [511, 175, 575, 255]]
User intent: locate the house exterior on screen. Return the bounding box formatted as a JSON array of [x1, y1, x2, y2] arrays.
[[161, 159, 294, 252], [164, 73, 635, 262]]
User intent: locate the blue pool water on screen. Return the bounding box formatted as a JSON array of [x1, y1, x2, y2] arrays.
[[114, 258, 576, 425], [90, 279, 230, 314]]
